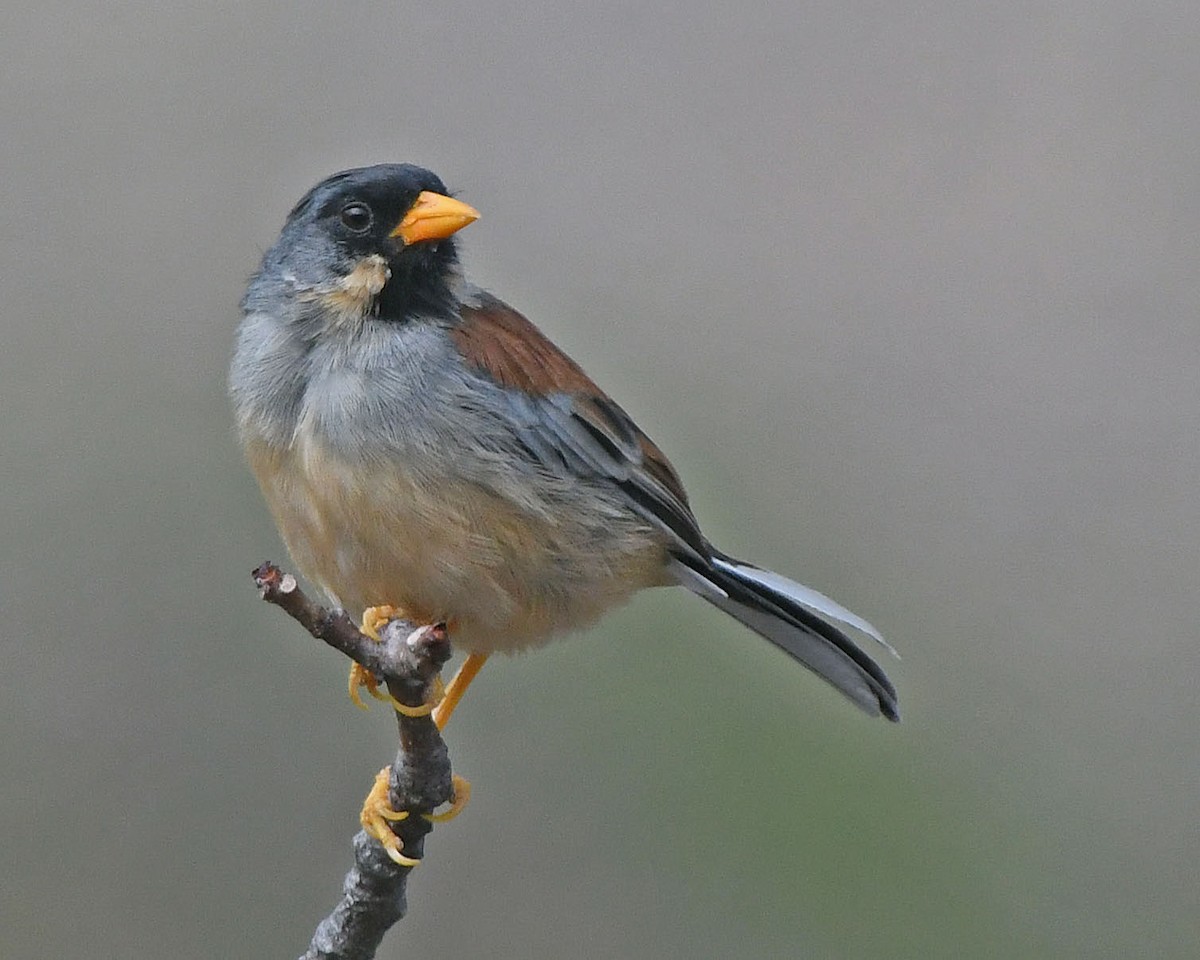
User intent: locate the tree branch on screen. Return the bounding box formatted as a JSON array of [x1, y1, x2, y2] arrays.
[[252, 562, 454, 960]]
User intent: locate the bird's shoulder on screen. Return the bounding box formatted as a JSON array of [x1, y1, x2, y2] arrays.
[[449, 287, 700, 547], [451, 288, 599, 395]]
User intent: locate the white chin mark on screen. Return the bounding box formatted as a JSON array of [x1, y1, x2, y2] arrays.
[[316, 255, 391, 325]]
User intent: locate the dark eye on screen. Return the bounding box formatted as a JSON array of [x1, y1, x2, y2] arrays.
[[339, 202, 373, 233]]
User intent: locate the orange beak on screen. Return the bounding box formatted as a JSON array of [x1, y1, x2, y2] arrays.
[[390, 191, 480, 245]]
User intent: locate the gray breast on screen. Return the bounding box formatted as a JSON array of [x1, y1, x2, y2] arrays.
[[232, 309, 562, 501]]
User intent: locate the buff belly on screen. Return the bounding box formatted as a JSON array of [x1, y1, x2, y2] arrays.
[[245, 435, 669, 652]]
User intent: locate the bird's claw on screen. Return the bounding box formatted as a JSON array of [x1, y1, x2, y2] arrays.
[[349, 606, 444, 716], [359, 766, 421, 867], [423, 773, 471, 823]]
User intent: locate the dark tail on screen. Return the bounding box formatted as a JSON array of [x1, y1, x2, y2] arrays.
[[671, 551, 900, 721]]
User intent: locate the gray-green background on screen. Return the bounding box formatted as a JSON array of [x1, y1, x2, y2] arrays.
[[3, 2, 1196, 957]]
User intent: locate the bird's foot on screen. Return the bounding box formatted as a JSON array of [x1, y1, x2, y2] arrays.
[[425, 774, 472, 823], [359, 766, 420, 867], [349, 606, 445, 717], [360, 767, 472, 866]]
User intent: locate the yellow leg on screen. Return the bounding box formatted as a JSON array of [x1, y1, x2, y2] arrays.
[[359, 766, 421, 867], [431, 653, 490, 730], [349, 606, 443, 717]]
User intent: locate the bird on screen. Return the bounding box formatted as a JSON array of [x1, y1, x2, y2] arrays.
[[230, 163, 898, 860]]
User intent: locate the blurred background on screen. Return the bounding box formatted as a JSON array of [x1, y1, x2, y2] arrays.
[[2, 2, 1197, 957]]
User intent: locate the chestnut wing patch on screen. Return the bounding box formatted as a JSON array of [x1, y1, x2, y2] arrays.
[[453, 293, 598, 395], [454, 294, 708, 561]]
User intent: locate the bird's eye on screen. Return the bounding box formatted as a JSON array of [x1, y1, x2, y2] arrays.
[[339, 202, 373, 233]]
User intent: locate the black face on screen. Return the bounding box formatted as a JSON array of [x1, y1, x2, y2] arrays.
[[284, 164, 462, 321]]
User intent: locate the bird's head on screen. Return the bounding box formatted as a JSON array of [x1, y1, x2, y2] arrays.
[[247, 163, 480, 325]]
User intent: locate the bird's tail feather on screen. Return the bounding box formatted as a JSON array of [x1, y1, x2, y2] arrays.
[[671, 552, 900, 721]]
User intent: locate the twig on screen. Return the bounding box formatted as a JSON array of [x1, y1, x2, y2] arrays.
[[252, 562, 454, 960]]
